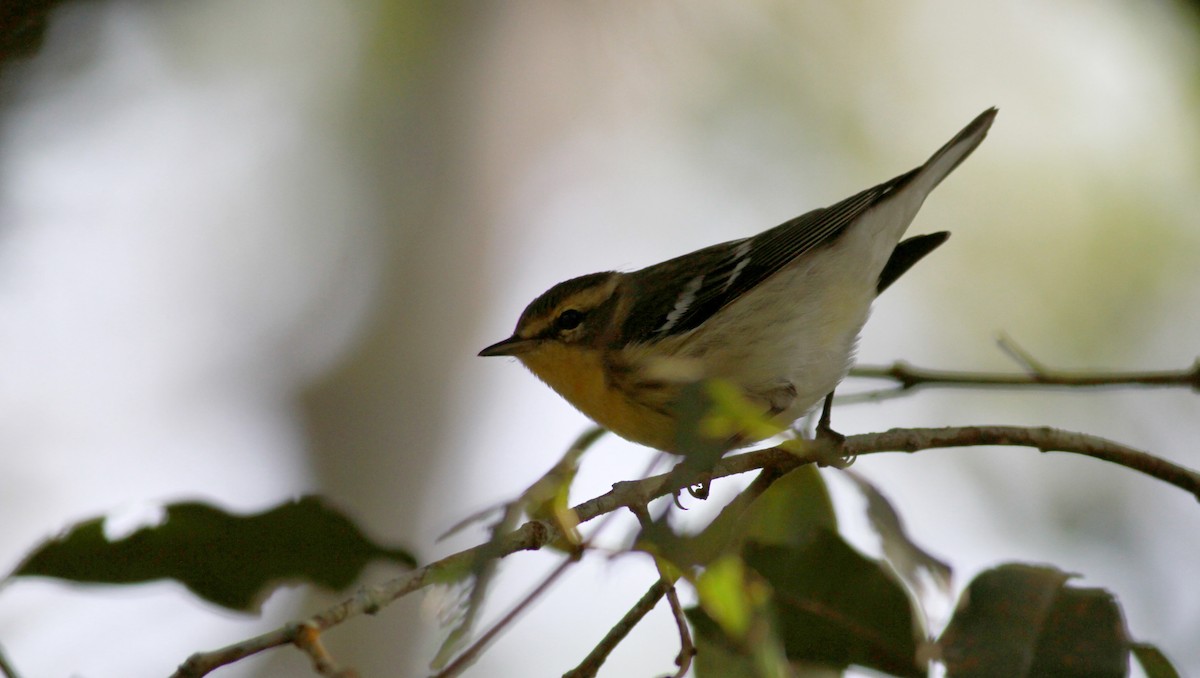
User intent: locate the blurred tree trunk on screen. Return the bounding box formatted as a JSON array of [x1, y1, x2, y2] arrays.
[[285, 4, 493, 676]]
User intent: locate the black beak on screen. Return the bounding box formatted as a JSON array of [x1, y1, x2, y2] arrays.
[[478, 334, 536, 357]]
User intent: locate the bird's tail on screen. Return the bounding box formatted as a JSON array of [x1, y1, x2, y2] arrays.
[[913, 107, 997, 195]]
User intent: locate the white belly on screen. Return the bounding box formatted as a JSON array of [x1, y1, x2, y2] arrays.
[[663, 224, 888, 427]]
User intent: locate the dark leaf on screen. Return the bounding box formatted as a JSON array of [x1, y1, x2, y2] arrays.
[[940, 563, 1131, 678], [940, 564, 1067, 675], [688, 605, 765, 678], [745, 530, 923, 677], [1028, 585, 1127, 677], [13, 496, 416, 613], [739, 466, 836, 547]]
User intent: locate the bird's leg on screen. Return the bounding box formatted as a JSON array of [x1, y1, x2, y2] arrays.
[[676, 381, 798, 503], [684, 382, 791, 502], [683, 432, 743, 501], [815, 391, 842, 443], [812, 390, 852, 468]]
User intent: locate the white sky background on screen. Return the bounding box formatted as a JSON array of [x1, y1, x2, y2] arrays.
[[1, 1, 1199, 677]]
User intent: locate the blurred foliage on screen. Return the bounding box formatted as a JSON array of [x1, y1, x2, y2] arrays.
[[940, 564, 1133, 678], [682, 472, 923, 678], [11, 497, 415, 612], [653, 390, 1178, 677], [687, 529, 1168, 677], [5, 470, 1182, 676], [431, 425, 604, 670]]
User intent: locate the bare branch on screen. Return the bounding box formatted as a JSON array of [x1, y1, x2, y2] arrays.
[[661, 581, 694, 678], [849, 358, 1200, 393], [628, 504, 694, 678], [847, 426, 1200, 502]]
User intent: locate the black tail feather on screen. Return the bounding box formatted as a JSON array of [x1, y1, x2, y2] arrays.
[[877, 232, 949, 294]]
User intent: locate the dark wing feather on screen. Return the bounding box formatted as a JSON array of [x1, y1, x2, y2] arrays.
[[619, 168, 920, 344]]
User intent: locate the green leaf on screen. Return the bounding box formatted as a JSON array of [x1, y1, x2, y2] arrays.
[[689, 609, 796, 678], [688, 571, 793, 678], [638, 466, 836, 573], [1131, 643, 1182, 678], [939, 563, 1130, 678], [12, 496, 415, 613], [745, 531, 923, 678], [696, 555, 761, 639], [673, 380, 736, 472], [740, 466, 836, 547], [701, 379, 789, 445]]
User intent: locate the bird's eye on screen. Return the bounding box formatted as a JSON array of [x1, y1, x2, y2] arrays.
[[555, 309, 585, 332]]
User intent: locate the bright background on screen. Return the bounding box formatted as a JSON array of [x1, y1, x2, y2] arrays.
[[1, 2, 1199, 676]]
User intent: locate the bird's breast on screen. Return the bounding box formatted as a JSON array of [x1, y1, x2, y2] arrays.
[[518, 344, 678, 451]]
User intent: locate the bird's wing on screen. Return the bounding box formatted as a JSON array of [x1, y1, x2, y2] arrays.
[[619, 107, 996, 344], [619, 170, 917, 343]]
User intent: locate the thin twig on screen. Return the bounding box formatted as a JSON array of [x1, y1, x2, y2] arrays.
[[563, 580, 670, 678], [849, 357, 1200, 393], [661, 583, 694, 678], [442, 451, 668, 677], [174, 425, 1200, 676], [437, 449, 665, 678], [628, 505, 694, 678], [994, 332, 1048, 374]]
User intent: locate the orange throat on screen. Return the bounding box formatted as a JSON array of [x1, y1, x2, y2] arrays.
[[518, 344, 677, 451]]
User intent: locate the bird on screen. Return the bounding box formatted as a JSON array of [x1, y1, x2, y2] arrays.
[[480, 108, 996, 454]]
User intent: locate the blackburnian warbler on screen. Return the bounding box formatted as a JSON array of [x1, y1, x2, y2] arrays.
[[481, 109, 996, 453]]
